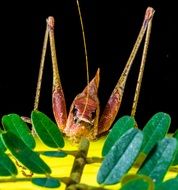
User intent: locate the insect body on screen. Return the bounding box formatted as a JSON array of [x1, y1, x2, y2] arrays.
[[34, 2, 155, 143]]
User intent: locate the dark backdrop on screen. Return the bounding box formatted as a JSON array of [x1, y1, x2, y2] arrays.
[[0, 0, 177, 132]]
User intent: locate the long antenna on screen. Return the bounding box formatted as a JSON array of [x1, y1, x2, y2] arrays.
[[76, 0, 90, 86], [76, 0, 90, 119], [34, 22, 49, 110], [131, 8, 155, 117]]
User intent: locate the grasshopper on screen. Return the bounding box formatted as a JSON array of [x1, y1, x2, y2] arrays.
[[33, 1, 155, 143]]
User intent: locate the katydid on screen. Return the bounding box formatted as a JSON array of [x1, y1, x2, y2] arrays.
[[33, 1, 155, 143]]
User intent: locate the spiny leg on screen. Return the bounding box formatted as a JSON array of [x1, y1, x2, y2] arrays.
[[131, 10, 154, 117], [21, 18, 49, 124], [34, 20, 49, 111], [31, 17, 67, 131], [47, 17, 67, 132], [98, 7, 155, 135]]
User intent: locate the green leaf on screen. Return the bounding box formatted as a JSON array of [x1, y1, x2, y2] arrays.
[[155, 176, 178, 190], [138, 137, 177, 183], [121, 174, 154, 189], [102, 116, 135, 156], [97, 128, 143, 185], [173, 130, 178, 139], [0, 149, 18, 176], [0, 129, 6, 152], [31, 110, 64, 148], [1, 132, 51, 174], [41, 151, 67, 157], [0, 138, 6, 152], [2, 114, 36, 149], [172, 130, 178, 165], [120, 175, 154, 190], [120, 180, 149, 190], [141, 112, 171, 154], [32, 178, 60, 188]]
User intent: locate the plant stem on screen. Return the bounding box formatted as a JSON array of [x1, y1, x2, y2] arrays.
[[86, 157, 103, 164], [0, 176, 70, 184], [67, 183, 109, 190], [66, 138, 89, 189]]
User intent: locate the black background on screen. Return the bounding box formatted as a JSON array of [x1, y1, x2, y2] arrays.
[[0, 1, 177, 132]]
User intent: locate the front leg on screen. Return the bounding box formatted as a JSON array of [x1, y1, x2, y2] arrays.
[[98, 7, 155, 135], [47, 17, 68, 132]]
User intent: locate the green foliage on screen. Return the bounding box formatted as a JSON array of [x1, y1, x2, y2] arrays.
[[121, 174, 154, 190], [155, 176, 178, 190], [120, 175, 154, 190], [41, 151, 67, 157], [32, 178, 60, 188], [0, 111, 177, 189], [141, 112, 171, 154], [102, 116, 135, 156], [173, 130, 178, 139], [120, 179, 149, 190], [138, 137, 177, 183], [97, 128, 143, 185], [1, 132, 51, 174], [0, 149, 18, 176], [0, 129, 6, 152], [2, 114, 36, 149], [172, 130, 178, 165], [31, 110, 64, 148]]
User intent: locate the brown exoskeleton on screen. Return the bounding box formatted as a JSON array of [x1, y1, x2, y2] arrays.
[[34, 1, 155, 143]]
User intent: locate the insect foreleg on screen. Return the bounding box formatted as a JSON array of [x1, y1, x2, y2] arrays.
[[47, 17, 68, 132]]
